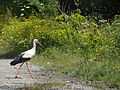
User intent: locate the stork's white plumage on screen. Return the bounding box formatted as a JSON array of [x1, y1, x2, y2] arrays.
[[10, 39, 44, 78]]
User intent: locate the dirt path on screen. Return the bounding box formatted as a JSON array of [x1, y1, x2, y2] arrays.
[[0, 59, 98, 90]]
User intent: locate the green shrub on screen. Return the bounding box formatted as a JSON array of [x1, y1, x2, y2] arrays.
[[1, 13, 119, 59]]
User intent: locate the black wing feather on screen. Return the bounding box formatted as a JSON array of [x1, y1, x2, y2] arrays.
[[10, 53, 31, 66]]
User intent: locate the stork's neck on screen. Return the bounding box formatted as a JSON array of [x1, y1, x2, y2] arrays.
[[32, 41, 36, 51]]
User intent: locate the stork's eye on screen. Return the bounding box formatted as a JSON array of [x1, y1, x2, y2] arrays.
[[36, 41, 39, 43]]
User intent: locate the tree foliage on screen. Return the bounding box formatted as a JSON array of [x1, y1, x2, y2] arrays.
[[0, 0, 120, 21], [79, 0, 120, 23], [0, 0, 14, 15], [58, 0, 120, 23], [0, 0, 59, 18], [58, 0, 78, 14]]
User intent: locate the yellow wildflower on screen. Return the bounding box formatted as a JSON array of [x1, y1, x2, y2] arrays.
[[111, 31, 115, 34]]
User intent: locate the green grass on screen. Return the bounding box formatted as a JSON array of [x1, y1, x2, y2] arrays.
[[31, 47, 81, 73], [30, 47, 120, 89]]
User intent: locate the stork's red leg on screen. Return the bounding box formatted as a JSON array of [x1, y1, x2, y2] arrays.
[[25, 62, 34, 78], [15, 62, 24, 78]]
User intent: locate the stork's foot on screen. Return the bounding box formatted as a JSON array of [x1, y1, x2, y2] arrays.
[[15, 76, 22, 79]]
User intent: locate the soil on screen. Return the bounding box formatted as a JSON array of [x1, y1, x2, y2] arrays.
[[0, 59, 98, 90]]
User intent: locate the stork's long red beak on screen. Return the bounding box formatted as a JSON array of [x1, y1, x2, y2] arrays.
[[37, 42, 45, 48]]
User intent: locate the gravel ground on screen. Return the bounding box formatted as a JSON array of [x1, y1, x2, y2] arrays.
[[0, 59, 98, 90]]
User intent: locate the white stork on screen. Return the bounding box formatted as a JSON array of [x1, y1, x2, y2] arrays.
[[10, 39, 44, 78]]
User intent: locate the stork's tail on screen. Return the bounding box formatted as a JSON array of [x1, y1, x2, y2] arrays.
[[10, 58, 31, 66], [10, 60, 18, 66], [10, 53, 25, 66]]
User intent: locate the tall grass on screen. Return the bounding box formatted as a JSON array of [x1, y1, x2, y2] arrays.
[[32, 45, 120, 89]]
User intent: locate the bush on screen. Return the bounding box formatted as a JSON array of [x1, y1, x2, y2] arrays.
[[1, 13, 119, 59], [0, 14, 84, 54]]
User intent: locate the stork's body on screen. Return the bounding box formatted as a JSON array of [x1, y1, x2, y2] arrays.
[[10, 39, 44, 78]]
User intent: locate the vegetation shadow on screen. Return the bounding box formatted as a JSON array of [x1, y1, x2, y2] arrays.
[[0, 50, 19, 59]]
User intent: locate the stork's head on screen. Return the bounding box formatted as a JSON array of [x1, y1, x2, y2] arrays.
[[33, 39, 44, 48], [34, 39, 39, 43]]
